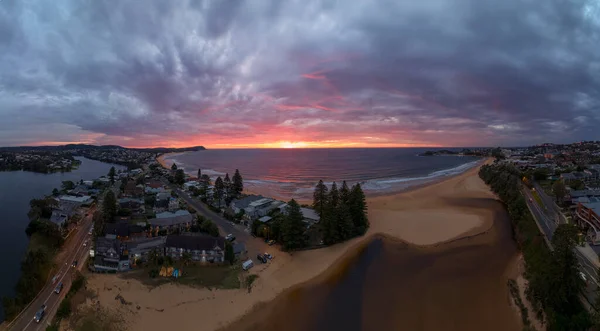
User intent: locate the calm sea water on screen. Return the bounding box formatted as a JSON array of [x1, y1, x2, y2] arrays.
[[0, 157, 125, 322], [165, 148, 481, 200]]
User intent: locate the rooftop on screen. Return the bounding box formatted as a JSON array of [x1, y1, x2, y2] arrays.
[[231, 195, 265, 209], [165, 234, 225, 251]]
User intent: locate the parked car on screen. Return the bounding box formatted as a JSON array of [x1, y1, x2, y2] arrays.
[[267, 240, 275, 246], [257, 254, 267, 263], [225, 234, 236, 242], [242, 259, 254, 271], [71, 260, 78, 268], [55, 282, 63, 294], [264, 253, 273, 260], [33, 305, 46, 323]]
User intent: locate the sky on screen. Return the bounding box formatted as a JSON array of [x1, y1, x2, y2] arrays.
[[1, 0, 599, 149]]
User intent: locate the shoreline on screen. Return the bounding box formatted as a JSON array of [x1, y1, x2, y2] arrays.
[[79, 158, 509, 331]]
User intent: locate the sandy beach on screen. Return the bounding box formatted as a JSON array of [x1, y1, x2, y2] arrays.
[[156, 152, 184, 169], [77, 160, 515, 331]]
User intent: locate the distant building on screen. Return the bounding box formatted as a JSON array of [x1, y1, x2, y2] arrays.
[[164, 234, 225, 263], [150, 210, 193, 229], [93, 235, 130, 272], [575, 201, 600, 245], [49, 210, 68, 227]]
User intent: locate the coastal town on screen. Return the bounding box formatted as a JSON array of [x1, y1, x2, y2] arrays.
[[2, 141, 600, 331]]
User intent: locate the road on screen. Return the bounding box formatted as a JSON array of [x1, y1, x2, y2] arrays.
[[522, 185, 598, 305], [171, 186, 271, 260], [8, 213, 93, 331]]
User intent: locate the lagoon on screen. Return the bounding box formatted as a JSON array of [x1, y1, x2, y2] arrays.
[[0, 157, 125, 322]]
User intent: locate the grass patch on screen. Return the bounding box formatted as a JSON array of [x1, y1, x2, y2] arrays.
[[245, 274, 258, 290], [177, 264, 241, 289], [124, 264, 242, 289]]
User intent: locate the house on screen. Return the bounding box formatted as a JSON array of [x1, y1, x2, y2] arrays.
[[168, 198, 179, 211], [118, 198, 145, 213], [49, 210, 68, 227], [299, 207, 320, 226], [59, 195, 92, 205], [123, 181, 143, 197], [165, 234, 225, 263], [126, 237, 167, 265], [184, 181, 200, 191], [154, 192, 172, 213], [103, 221, 146, 241], [150, 210, 194, 229], [129, 168, 143, 175], [230, 195, 265, 214], [245, 198, 278, 219], [258, 216, 272, 224], [575, 201, 600, 245], [93, 234, 130, 272]]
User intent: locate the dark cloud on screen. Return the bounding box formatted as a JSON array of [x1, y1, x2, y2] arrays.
[[0, 0, 599, 147]]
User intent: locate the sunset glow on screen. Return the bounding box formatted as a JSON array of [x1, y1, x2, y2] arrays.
[[1, 0, 597, 148]]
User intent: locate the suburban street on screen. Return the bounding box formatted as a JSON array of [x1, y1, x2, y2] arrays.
[[8, 213, 93, 331], [172, 186, 271, 261], [522, 185, 599, 305]]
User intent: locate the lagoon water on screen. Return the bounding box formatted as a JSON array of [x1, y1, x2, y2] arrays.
[[0, 157, 125, 322], [223, 198, 520, 331], [165, 148, 480, 200]]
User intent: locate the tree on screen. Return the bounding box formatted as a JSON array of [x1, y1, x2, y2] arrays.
[[533, 168, 549, 181], [197, 168, 202, 179], [175, 169, 185, 185], [337, 202, 355, 240], [321, 205, 339, 245], [348, 183, 369, 236], [553, 180, 567, 204], [214, 176, 224, 208], [329, 182, 340, 208], [224, 173, 232, 199], [232, 169, 244, 197], [225, 242, 235, 265], [108, 166, 116, 184], [281, 199, 307, 250], [312, 180, 329, 218], [61, 180, 75, 191], [200, 174, 211, 198], [198, 217, 219, 237], [171, 162, 178, 171], [102, 190, 117, 223], [340, 181, 350, 205], [52, 188, 59, 196], [28, 198, 57, 220]]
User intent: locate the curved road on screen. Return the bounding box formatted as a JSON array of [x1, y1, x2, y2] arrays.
[[8, 213, 93, 331]]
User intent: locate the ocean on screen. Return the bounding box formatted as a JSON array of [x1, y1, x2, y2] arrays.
[[0, 157, 126, 322], [164, 148, 481, 200]]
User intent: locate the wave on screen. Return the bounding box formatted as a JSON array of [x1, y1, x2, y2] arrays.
[[241, 159, 482, 198]]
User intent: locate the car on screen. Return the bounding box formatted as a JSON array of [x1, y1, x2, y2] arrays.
[[264, 253, 273, 260], [72, 260, 78, 267], [225, 234, 236, 242], [257, 254, 267, 263], [52, 275, 58, 284], [55, 282, 63, 294], [267, 240, 275, 246], [83, 242, 87, 247], [33, 305, 46, 323], [529, 198, 533, 202], [580, 272, 587, 282]]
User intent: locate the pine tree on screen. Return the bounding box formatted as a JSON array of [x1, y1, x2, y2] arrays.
[[349, 183, 369, 236], [197, 168, 202, 179], [321, 205, 339, 245], [108, 166, 116, 184], [175, 169, 185, 185], [340, 180, 350, 205], [232, 169, 244, 197], [337, 202, 355, 240], [224, 173, 232, 198], [281, 199, 307, 250], [103, 190, 117, 223], [214, 176, 224, 208], [329, 182, 339, 208], [171, 163, 177, 171], [312, 180, 329, 218]]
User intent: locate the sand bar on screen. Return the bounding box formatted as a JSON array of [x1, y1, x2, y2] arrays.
[[82, 160, 500, 331]]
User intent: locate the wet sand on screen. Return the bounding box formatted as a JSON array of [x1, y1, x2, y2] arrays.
[[81, 160, 521, 331], [221, 197, 520, 331]]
